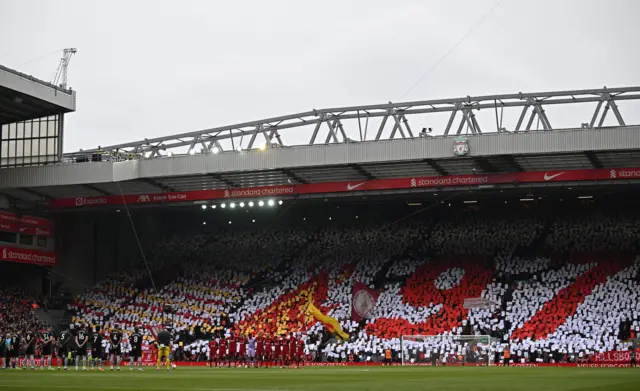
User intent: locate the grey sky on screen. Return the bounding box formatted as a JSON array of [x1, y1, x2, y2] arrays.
[[1, 0, 639, 153]]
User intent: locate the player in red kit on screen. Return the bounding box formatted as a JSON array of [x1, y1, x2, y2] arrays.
[[265, 336, 274, 368], [238, 336, 246, 367], [255, 334, 264, 368], [296, 336, 305, 367], [282, 335, 290, 367], [288, 333, 297, 368], [209, 338, 218, 368], [218, 337, 227, 367], [228, 335, 237, 367], [275, 337, 284, 368]]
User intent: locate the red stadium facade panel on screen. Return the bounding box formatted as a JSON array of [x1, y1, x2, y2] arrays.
[[0, 211, 56, 266], [0, 210, 54, 235], [50, 167, 640, 208], [0, 245, 57, 266]]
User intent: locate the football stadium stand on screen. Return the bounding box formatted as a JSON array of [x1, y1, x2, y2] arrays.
[[51, 200, 640, 365]]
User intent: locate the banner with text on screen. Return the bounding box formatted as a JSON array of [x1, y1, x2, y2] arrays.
[[49, 167, 640, 209], [594, 350, 639, 363], [0, 245, 57, 266], [11, 359, 639, 368], [0, 210, 54, 235]]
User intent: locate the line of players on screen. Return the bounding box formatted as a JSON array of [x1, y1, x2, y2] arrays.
[[1, 325, 145, 371], [1, 329, 56, 370], [208, 332, 306, 368]]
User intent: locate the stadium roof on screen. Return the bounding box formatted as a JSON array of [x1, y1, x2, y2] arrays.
[[0, 87, 638, 210], [0, 64, 76, 124], [1, 126, 639, 210]]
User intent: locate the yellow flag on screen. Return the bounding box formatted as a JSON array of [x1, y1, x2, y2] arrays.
[[307, 302, 349, 342]]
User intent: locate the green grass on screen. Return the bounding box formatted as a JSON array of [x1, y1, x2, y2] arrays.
[[1, 367, 640, 391]]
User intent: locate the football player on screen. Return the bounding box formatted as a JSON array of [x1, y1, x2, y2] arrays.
[[129, 328, 143, 371], [24, 329, 37, 369], [155, 328, 172, 371], [57, 329, 71, 370], [90, 326, 104, 371], [0, 332, 7, 369], [208, 336, 218, 368], [40, 328, 55, 370], [246, 334, 256, 368], [109, 326, 123, 371], [75, 327, 89, 371]]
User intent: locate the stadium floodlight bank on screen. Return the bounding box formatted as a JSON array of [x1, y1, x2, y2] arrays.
[[400, 335, 494, 366]]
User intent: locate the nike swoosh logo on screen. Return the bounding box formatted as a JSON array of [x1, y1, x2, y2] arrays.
[[347, 182, 365, 191], [19, 227, 27, 232], [543, 172, 564, 181]]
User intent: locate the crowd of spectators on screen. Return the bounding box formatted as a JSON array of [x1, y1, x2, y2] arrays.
[[545, 210, 640, 253], [0, 287, 43, 336], [5, 206, 639, 364]]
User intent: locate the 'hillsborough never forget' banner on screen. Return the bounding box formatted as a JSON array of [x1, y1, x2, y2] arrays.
[[594, 350, 640, 363], [11, 360, 631, 368], [49, 167, 640, 209]]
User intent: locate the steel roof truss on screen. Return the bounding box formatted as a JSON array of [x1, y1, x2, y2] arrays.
[[56, 86, 640, 159], [590, 92, 626, 128], [375, 111, 390, 141], [516, 98, 552, 132]]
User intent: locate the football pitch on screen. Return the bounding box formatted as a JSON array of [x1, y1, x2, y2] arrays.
[[1, 367, 640, 391]]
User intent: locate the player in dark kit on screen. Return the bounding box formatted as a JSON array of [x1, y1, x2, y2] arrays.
[[90, 327, 104, 371], [109, 328, 123, 371], [10, 331, 21, 369], [155, 328, 172, 371], [630, 345, 638, 368], [129, 328, 143, 371], [75, 328, 89, 371], [0, 332, 7, 369], [40, 329, 55, 370], [57, 330, 71, 370], [23, 330, 37, 370]]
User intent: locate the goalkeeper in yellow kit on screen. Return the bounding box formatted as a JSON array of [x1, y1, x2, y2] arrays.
[[155, 329, 172, 371]]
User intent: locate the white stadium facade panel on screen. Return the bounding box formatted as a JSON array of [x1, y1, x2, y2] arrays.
[[0, 125, 639, 189]]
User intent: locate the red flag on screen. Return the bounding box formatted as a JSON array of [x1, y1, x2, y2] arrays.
[[148, 326, 160, 340], [351, 282, 379, 322]]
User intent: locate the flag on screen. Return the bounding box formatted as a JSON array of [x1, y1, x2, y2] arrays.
[[307, 302, 349, 342], [148, 326, 161, 341], [351, 282, 379, 322]]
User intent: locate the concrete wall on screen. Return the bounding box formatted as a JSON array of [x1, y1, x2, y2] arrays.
[[53, 211, 160, 295]]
